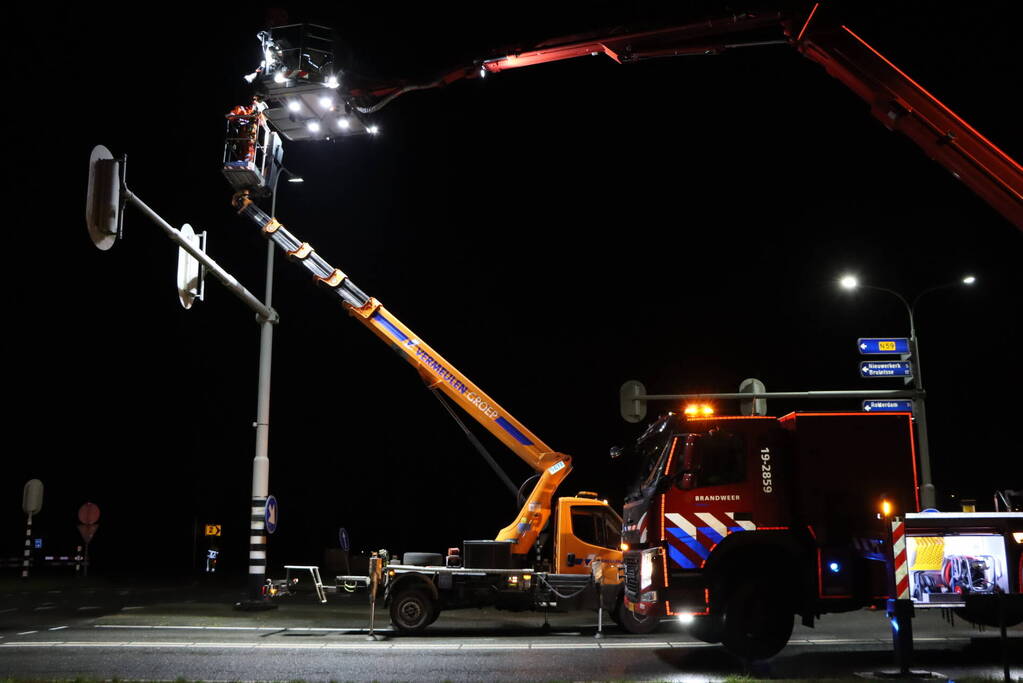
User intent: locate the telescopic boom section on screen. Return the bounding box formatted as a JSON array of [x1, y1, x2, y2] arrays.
[[232, 192, 571, 555], [349, 9, 1022, 231]]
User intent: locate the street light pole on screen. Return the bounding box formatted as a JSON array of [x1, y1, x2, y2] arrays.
[[840, 276, 975, 511], [244, 164, 302, 605]]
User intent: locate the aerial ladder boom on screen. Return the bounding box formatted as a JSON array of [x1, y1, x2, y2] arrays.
[[348, 7, 1022, 231], [232, 192, 570, 556]]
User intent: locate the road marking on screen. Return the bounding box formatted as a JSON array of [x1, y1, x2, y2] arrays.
[[34, 606, 57, 611], [0, 637, 997, 652], [0, 608, 17, 614], [77, 606, 102, 611], [530, 642, 600, 649], [16, 631, 38, 636], [97, 624, 363, 633], [49, 626, 68, 631], [599, 641, 666, 649], [121, 606, 144, 611]]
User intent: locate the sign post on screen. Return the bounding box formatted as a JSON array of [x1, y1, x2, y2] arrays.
[[21, 480, 43, 579], [77, 502, 100, 578], [857, 334, 933, 508]]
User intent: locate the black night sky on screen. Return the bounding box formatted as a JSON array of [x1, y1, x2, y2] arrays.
[[7, 3, 1021, 577]]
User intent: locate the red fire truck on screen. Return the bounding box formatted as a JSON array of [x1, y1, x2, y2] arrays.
[[618, 410, 1023, 658]]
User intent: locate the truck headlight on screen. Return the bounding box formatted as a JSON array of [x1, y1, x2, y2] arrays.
[[640, 551, 654, 590]]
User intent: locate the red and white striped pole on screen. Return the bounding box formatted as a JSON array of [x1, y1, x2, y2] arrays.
[[887, 516, 915, 674], [891, 517, 910, 600]]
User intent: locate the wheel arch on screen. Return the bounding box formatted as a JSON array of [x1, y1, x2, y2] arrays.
[[386, 572, 440, 604]]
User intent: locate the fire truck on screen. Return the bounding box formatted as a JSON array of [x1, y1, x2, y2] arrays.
[[617, 409, 1023, 658]]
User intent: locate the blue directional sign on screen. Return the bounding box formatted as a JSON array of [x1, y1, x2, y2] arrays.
[[863, 400, 914, 413], [264, 495, 278, 535], [860, 361, 913, 378], [858, 338, 910, 355]]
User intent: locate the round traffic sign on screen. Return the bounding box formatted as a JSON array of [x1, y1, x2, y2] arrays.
[[264, 495, 278, 535], [78, 502, 100, 525]]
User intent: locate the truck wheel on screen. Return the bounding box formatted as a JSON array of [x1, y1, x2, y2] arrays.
[[390, 590, 435, 634], [721, 581, 793, 660], [616, 601, 660, 634], [688, 614, 723, 644]]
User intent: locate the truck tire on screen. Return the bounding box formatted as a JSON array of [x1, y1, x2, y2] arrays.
[[688, 614, 724, 644], [402, 552, 443, 566], [721, 581, 793, 660], [389, 589, 435, 634], [616, 600, 660, 634]]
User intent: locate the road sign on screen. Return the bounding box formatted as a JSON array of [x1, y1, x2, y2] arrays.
[[265, 495, 278, 535], [78, 502, 100, 525], [22, 480, 43, 516], [620, 380, 646, 423], [860, 361, 913, 378], [339, 527, 350, 552], [205, 524, 222, 537], [739, 378, 766, 416], [863, 400, 914, 412], [176, 223, 205, 310], [858, 338, 910, 355]]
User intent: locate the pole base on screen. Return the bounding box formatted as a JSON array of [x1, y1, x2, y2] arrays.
[[365, 633, 385, 641], [234, 599, 279, 612]]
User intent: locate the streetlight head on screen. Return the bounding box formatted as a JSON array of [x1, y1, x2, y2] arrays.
[[962, 275, 976, 285], [839, 275, 859, 290], [287, 176, 304, 183]]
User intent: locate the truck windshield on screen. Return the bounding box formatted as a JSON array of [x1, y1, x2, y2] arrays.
[[625, 416, 675, 501]]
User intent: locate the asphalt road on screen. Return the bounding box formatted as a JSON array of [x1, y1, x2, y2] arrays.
[[0, 578, 1019, 681]]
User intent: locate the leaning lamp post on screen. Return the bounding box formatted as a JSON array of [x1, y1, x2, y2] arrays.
[[839, 274, 975, 510]]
